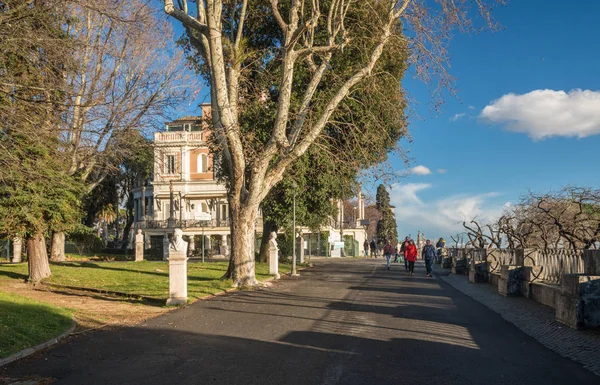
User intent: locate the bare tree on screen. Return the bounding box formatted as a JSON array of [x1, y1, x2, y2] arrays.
[[163, 0, 503, 286], [50, 0, 193, 259]]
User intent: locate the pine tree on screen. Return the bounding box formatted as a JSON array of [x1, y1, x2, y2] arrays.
[[375, 185, 398, 247]]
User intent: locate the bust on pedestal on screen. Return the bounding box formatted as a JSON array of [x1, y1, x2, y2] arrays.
[[166, 228, 189, 306], [135, 230, 144, 262], [268, 232, 280, 279]]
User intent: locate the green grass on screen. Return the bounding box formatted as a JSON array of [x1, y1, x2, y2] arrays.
[[0, 261, 292, 301], [0, 291, 72, 359]]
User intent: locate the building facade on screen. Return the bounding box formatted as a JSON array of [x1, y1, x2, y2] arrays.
[[132, 104, 368, 259]]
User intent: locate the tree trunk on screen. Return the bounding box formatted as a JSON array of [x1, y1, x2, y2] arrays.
[[50, 231, 66, 262], [28, 233, 51, 284], [258, 220, 277, 263], [225, 205, 259, 287]]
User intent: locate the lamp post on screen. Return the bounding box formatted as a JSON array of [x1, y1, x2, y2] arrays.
[[291, 182, 299, 276]]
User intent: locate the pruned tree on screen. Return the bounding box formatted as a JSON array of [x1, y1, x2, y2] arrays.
[[164, 0, 503, 286]]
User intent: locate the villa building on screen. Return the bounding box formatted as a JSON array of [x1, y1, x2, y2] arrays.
[[132, 104, 368, 259]]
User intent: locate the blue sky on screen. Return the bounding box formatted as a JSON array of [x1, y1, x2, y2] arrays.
[[165, 1, 600, 241], [384, 0, 600, 240]]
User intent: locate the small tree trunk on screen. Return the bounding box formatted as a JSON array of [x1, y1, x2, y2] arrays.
[[28, 233, 51, 283], [258, 220, 277, 263], [50, 231, 66, 261], [225, 204, 259, 287]]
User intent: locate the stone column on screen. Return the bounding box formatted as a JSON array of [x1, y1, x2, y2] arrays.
[[166, 229, 189, 306], [162, 233, 169, 261], [297, 234, 305, 264], [268, 232, 280, 279], [583, 249, 600, 275], [188, 235, 195, 257], [220, 234, 228, 256], [135, 230, 144, 262], [12, 237, 22, 263]]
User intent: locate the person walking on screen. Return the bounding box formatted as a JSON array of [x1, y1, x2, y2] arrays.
[[406, 240, 418, 276], [369, 239, 377, 258], [400, 236, 410, 271], [383, 240, 394, 270], [363, 239, 369, 258], [422, 239, 437, 277], [435, 237, 446, 263]]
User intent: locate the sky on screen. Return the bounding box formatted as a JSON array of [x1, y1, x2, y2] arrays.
[[165, 1, 600, 241], [383, 0, 600, 241]]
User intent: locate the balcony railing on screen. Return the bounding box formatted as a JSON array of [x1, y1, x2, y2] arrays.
[[138, 218, 230, 229], [155, 132, 204, 142]]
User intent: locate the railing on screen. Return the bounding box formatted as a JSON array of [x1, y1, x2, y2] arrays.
[[137, 218, 230, 229], [155, 132, 204, 142], [532, 249, 584, 285]]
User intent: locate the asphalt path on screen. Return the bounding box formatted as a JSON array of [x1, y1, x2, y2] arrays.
[[2, 259, 598, 385]]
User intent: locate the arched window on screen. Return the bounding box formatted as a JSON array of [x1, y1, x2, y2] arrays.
[[201, 203, 208, 213]]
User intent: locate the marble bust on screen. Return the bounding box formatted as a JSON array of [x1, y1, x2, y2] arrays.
[[169, 228, 188, 255]]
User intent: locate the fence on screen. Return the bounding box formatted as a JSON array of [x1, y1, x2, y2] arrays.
[[531, 249, 585, 285], [446, 247, 586, 285]]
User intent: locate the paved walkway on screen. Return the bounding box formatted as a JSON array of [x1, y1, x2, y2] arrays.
[[1, 259, 598, 384], [440, 270, 600, 376]]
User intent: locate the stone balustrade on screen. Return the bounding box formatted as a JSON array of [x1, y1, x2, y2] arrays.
[[532, 249, 585, 285]]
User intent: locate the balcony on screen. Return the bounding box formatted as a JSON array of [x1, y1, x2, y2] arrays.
[[138, 218, 230, 229], [154, 132, 204, 143]]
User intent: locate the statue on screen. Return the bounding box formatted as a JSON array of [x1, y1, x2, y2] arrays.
[[269, 231, 278, 249], [169, 228, 188, 255]]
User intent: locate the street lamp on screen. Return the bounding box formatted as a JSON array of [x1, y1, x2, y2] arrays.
[[291, 182, 299, 276]]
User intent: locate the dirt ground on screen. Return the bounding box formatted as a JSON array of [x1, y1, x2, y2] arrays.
[[1, 279, 170, 333]]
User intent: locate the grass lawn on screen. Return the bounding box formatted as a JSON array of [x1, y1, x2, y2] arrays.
[[0, 291, 72, 359], [0, 261, 292, 301]]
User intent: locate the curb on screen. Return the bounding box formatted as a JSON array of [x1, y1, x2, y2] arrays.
[[0, 318, 76, 368]]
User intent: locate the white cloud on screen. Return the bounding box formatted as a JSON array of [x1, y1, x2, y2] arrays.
[[437, 169, 447, 174], [480, 89, 600, 139], [398, 165, 432, 176], [389, 183, 508, 239], [468, 105, 475, 110], [450, 113, 466, 122]]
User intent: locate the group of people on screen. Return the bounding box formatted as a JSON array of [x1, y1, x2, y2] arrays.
[[363, 237, 446, 277]]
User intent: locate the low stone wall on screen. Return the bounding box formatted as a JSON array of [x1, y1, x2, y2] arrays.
[[526, 282, 559, 309], [489, 272, 500, 286]]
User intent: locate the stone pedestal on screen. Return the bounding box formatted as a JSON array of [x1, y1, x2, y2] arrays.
[[135, 230, 144, 262], [498, 265, 524, 297], [220, 234, 228, 256], [451, 256, 466, 275], [12, 237, 22, 263], [268, 232, 280, 279], [162, 234, 169, 261], [166, 229, 189, 306], [296, 235, 305, 264], [555, 274, 600, 329], [188, 235, 195, 257], [469, 259, 488, 283]]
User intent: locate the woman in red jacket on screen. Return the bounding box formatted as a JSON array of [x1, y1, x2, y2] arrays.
[[405, 240, 418, 276]]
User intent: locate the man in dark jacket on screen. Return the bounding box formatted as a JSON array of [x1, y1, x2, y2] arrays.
[[369, 239, 377, 258], [422, 239, 437, 277]]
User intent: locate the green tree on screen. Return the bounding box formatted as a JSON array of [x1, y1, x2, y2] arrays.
[[375, 185, 398, 246], [0, 0, 85, 282]]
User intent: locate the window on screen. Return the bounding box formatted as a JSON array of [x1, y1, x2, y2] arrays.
[[168, 125, 183, 132], [201, 203, 208, 213], [197, 153, 208, 173], [165, 155, 176, 174]]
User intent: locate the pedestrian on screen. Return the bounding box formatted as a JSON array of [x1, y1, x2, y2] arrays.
[[400, 236, 410, 271], [369, 239, 377, 258], [435, 237, 446, 263], [383, 240, 394, 270], [363, 239, 369, 257], [393, 246, 399, 263], [422, 239, 437, 277], [406, 240, 418, 276]]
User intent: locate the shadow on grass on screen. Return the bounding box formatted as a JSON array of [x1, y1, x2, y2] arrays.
[[0, 296, 72, 359], [0, 265, 28, 281]]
